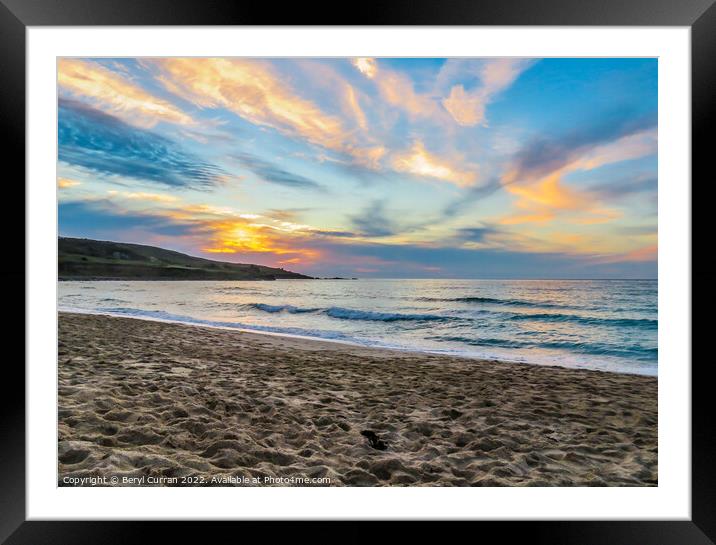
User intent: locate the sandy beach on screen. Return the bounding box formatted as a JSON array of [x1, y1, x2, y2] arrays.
[[58, 312, 657, 486]]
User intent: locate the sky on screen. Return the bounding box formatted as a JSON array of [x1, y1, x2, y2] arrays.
[[57, 57, 657, 279]]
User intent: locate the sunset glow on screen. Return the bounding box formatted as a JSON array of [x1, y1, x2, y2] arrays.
[[58, 57, 657, 278]]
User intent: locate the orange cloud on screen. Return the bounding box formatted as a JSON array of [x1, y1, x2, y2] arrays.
[[155, 58, 349, 152], [351, 58, 441, 120], [125, 200, 323, 265], [58, 178, 81, 189], [376, 71, 440, 120], [200, 219, 289, 254], [58, 59, 193, 127], [589, 244, 658, 264], [350, 146, 386, 169], [353, 58, 528, 129], [443, 59, 532, 126], [200, 219, 322, 266], [501, 173, 619, 226], [498, 126, 654, 227], [621, 244, 658, 261], [154, 58, 386, 170], [442, 85, 485, 127], [344, 83, 368, 130], [352, 58, 377, 79], [508, 174, 583, 209], [391, 141, 476, 187]]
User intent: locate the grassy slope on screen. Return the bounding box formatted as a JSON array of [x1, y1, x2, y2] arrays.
[[58, 237, 313, 280]]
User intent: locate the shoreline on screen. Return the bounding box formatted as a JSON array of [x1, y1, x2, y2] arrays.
[[58, 312, 658, 486], [59, 307, 381, 351], [58, 308, 656, 377]]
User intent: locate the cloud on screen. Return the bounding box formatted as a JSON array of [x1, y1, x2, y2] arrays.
[[453, 226, 500, 243], [351, 58, 441, 120], [351, 58, 377, 79], [589, 244, 658, 264], [441, 177, 503, 219], [265, 208, 311, 223], [154, 58, 349, 152], [615, 225, 657, 236], [621, 244, 658, 262], [344, 200, 438, 240], [293, 238, 656, 279], [495, 116, 656, 226], [442, 85, 486, 127], [441, 59, 533, 126], [391, 141, 476, 186], [349, 146, 387, 169], [481, 59, 532, 94], [344, 83, 368, 130], [348, 201, 400, 237], [500, 172, 620, 226], [153, 58, 391, 171], [59, 200, 252, 260], [107, 190, 179, 203], [440, 111, 657, 224], [590, 174, 657, 201], [59, 200, 196, 238], [571, 129, 657, 172], [312, 230, 358, 238], [504, 112, 656, 185], [56, 58, 658, 278], [231, 153, 321, 190], [58, 178, 81, 189], [376, 71, 441, 120], [58, 58, 193, 128], [58, 99, 226, 189], [59, 193, 656, 279], [62, 195, 324, 268]]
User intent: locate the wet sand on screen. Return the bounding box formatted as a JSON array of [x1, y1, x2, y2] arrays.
[[58, 312, 657, 486]]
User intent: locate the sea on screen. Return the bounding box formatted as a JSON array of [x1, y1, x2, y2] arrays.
[[58, 278, 658, 376]]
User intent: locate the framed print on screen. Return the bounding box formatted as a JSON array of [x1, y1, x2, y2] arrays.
[[3, 0, 709, 542]]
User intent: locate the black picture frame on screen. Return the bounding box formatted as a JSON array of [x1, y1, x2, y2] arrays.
[[2, 0, 707, 542]]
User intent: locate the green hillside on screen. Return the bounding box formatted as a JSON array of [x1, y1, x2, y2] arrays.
[[58, 237, 313, 281]]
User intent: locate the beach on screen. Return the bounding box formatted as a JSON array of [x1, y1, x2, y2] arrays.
[[58, 311, 658, 486]]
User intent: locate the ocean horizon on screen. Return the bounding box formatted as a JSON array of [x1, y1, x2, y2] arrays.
[[59, 278, 657, 376]]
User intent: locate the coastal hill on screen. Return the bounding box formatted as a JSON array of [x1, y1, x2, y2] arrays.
[[58, 237, 313, 281]]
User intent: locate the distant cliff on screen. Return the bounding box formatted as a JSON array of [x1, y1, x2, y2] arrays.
[[58, 237, 313, 281]]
